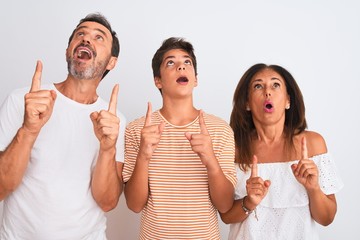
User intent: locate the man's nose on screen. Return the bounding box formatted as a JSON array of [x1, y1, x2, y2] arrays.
[[81, 36, 91, 44]]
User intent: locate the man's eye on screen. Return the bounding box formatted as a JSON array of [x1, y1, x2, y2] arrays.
[[96, 35, 104, 41], [77, 32, 84, 37]]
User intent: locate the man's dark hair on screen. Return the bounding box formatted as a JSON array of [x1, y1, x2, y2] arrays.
[[68, 13, 120, 79]]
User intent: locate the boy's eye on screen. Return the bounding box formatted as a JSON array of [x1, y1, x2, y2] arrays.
[[166, 60, 174, 66], [184, 59, 192, 65]]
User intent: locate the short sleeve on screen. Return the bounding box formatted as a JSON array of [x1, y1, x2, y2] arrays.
[[311, 153, 344, 194], [115, 112, 126, 163], [0, 89, 26, 151], [122, 119, 143, 183], [216, 125, 237, 188], [204, 113, 236, 188]]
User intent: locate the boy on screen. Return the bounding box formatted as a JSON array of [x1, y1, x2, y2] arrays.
[[123, 37, 236, 239]]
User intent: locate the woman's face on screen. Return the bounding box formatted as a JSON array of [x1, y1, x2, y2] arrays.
[[247, 68, 290, 126]]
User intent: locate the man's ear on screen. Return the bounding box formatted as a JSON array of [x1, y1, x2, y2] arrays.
[[65, 48, 70, 59], [106, 56, 118, 71]]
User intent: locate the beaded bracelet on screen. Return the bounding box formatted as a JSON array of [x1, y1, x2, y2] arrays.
[[241, 196, 258, 221]]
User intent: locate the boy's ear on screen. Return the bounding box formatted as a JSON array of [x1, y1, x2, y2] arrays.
[[154, 77, 162, 89]]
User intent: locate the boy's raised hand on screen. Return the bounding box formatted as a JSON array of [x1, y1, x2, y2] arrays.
[[138, 102, 164, 160], [185, 110, 215, 166]]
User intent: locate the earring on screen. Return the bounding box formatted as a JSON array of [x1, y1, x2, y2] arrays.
[[246, 105, 250, 111], [285, 104, 290, 109]]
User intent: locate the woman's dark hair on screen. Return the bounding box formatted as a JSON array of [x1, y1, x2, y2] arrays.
[[230, 63, 307, 170]]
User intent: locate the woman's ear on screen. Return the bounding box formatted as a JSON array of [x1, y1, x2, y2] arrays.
[[286, 95, 290, 109]]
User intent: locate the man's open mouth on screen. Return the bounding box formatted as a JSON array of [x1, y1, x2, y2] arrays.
[[74, 44, 94, 60]]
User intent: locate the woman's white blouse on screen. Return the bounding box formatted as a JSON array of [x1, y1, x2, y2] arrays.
[[228, 153, 344, 240]]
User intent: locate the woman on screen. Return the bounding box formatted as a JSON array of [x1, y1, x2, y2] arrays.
[[220, 63, 343, 240]]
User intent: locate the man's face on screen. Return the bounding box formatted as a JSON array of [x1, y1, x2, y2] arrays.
[[66, 21, 116, 80]]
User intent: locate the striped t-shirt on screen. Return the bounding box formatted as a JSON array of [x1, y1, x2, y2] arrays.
[[123, 110, 236, 239]]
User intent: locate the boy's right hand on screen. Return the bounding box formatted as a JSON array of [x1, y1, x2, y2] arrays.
[[138, 102, 164, 160]]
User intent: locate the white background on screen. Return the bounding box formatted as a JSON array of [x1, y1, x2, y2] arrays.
[[0, 0, 359, 239]]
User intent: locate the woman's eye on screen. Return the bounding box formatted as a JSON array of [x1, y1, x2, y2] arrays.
[[273, 82, 281, 88], [254, 84, 262, 89]]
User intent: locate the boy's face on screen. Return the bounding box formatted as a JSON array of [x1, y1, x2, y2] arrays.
[[155, 49, 197, 97]]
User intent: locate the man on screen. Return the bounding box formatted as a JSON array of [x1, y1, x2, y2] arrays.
[[0, 13, 125, 239], [123, 37, 236, 239]]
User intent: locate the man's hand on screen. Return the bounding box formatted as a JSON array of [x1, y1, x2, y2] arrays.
[[23, 60, 57, 135], [90, 84, 120, 151]]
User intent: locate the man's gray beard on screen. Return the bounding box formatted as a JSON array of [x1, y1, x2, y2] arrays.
[[67, 59, 106, 80]]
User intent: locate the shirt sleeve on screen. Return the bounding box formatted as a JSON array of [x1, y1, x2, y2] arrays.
[[217, 125, 237, 188], [115, 112, 126, 163], [123, 120, 141, 183], [312, 153, 344, 194], [208, 116, 237, 188], [0, 89, 25, 151]]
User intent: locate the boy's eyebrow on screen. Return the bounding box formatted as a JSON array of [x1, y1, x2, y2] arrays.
[[163, 54, 191, 62], [163, 55, 175, 61]]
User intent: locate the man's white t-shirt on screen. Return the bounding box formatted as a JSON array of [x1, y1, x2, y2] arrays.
[[0, 84, 126, 240]]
